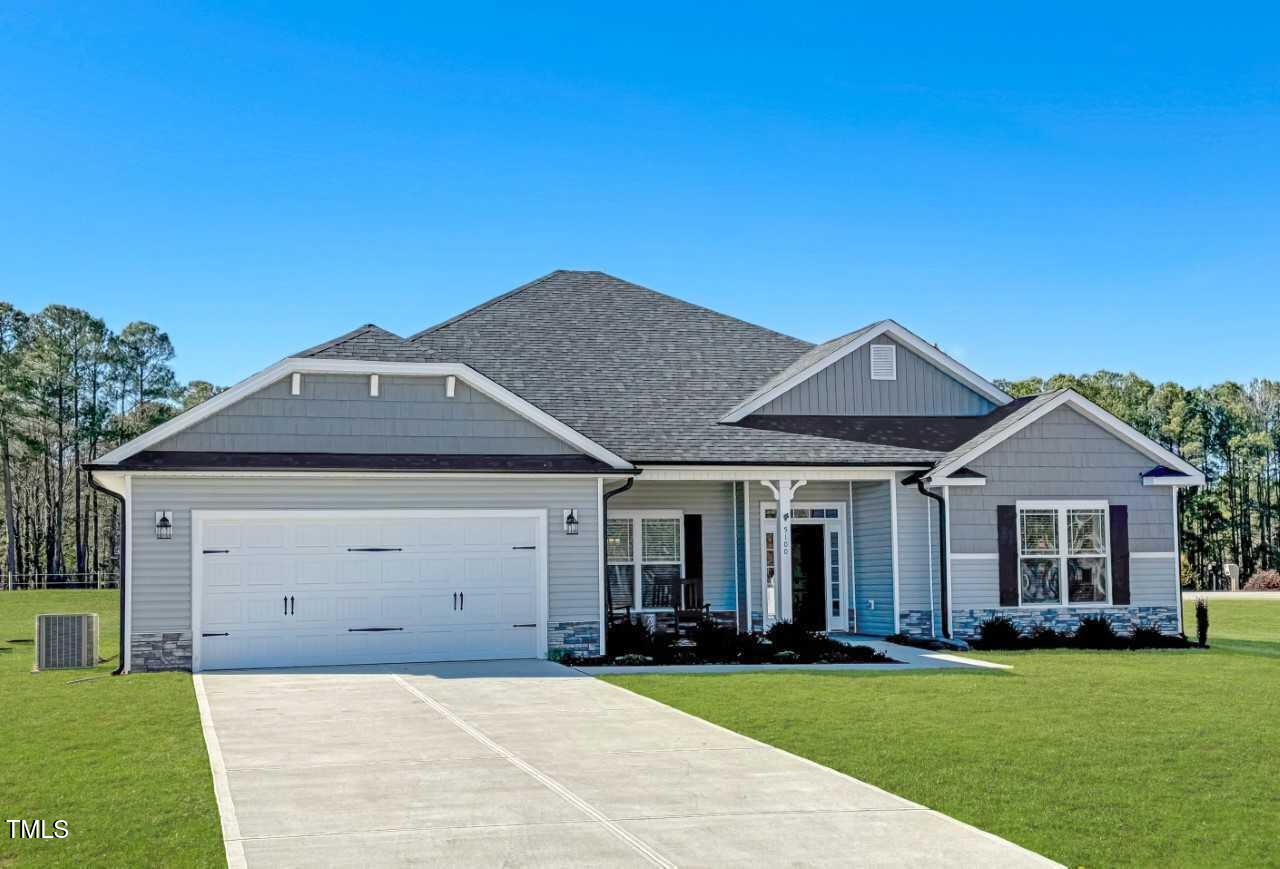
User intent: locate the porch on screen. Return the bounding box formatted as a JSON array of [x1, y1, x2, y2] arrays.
[[603, 469, 945, 641]]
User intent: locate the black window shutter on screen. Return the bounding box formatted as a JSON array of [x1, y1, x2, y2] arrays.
[[997, 505, 1019, 607], [684, 514, 703, 609], [1110, 505, 1130, 605]]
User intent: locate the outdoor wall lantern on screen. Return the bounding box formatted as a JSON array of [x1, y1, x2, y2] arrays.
[[155, 511, 173, 540], [563, 508, 579, 536]]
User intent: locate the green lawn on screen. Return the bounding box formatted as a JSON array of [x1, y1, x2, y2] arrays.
[[604, 598, 1280, 868], [0, 590, 222, 868]]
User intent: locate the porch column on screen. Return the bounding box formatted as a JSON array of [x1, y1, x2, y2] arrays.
[[761, 479, 806, 625]]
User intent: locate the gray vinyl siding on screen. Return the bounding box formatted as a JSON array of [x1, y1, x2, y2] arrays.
[[948, 554, 1178, 609], [757, 336, 996, 416], [850, 480, 894, 635], [949, 406, 1175, 555], [947, 405, 1179, 609], [128, 476, 599, 636], [608, 480, 736, 613], [153, 374, 578, 455], [894, 472, 939, 617]]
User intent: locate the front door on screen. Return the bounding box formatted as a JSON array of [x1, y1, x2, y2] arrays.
[[790, 524, 826, 631]]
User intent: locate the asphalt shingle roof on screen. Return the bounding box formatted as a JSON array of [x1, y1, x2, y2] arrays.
[[297, 271, 974, 465]]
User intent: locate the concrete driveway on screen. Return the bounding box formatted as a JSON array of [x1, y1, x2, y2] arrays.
[[196, 660, 1055, 868]]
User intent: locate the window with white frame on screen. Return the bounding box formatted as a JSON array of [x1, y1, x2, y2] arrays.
[[1017, 502, 1110, 606], [606, 512, 683, 611]]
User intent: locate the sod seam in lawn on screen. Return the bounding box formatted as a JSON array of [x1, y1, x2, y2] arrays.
[[0, 590, 223, 869], [602, 599, 1280, 868]]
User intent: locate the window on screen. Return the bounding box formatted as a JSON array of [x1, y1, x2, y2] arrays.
[[869, 344, 897, 380], [607, 512, 683, 611], [1017, 502, 1110, 606]]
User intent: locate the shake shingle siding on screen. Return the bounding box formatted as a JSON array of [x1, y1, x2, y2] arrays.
[[949, 406, 1176, 555]]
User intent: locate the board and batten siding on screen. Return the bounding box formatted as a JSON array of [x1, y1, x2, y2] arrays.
[[153, 374, 578, 455], [757, 336, 996, 416], [129, 476, 600, 638], [947, 405, 1179, 609], [850, 480, 894, 635], [607, 480, 736, 613]]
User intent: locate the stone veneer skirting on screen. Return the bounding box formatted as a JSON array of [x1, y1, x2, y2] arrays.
[[548, 620, 601, 656], [951, 606, 1180, 640], [898, 609, 933, 638], [131, 632, 193, 672]]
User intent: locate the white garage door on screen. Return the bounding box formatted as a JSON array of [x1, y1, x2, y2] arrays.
[[194, 511, 544, 671]]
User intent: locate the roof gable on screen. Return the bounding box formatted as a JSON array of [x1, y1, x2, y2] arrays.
[[928, 389, 1205, 486], [720, 320, 1011, 422]]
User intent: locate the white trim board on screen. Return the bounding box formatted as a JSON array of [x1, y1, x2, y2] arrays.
[[95, 358, 634, 470], [928, 389, 1205, 487], [720, 319, 1012, 422], [638, 466, 916, 482], [188, 508, 550, 673]]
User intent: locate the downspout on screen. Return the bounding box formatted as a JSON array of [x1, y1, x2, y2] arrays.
[[87, 472, 127, 675], [600, 477, 635, 649], [911, 474, 950, 639]]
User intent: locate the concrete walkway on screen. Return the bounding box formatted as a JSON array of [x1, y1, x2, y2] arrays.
[[1182, 590, 1280, 600], [196, 659, 1054, 868]]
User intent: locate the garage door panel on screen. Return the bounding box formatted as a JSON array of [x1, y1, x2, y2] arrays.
[[247, 559, 293, 587], [294, 523, 336, 551], [380, 557, 422, 586], [204, 522, 244, 550], [464, 518, 504, 546], [336, 558, 379, 585], [243, 523, 288, 551], [206, 561, 244, 589], [294, 557, 337, 586], [334, 522, 380, 549], [198, 513, 544, 671]]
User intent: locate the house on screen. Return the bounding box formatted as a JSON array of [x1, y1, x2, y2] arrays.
[[86, 270, 1204, 672]]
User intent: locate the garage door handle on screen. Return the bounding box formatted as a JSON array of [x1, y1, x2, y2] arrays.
[[453, 592, 457, 610], [511, 545, 536, 550], [203, 549, 229, 554], [347, 547, 403, 552], [202, 632, 230, 637], [460, 592, 464, 610], [347, 627, 404, 632], [512, 623, 536, 628]]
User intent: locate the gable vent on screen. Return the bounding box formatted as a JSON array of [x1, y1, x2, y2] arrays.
[[869, 344, 897, 380]]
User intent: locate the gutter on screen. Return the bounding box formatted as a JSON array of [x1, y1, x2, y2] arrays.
[[86, 472, 127, 676], [600, 477, 635, 633], [905, 472, 950, 639]]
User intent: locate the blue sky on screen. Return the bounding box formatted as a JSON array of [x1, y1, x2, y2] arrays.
[[2, 3, 1277, 388]]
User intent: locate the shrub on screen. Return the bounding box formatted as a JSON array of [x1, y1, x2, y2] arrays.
[[607, 616, 654, 657], [1128, 626, 1191, 649], [773, 650, 801, 663], [1073, 615, 1124, 649], [972, 617, 1023, 650], [764, 620, 816, 652], [734, 632, 772, 663], [1243, 569, 1280, 591], [689, 618, 739, 663], [1195, 598, 1210, 647], [1025, 625, 1071, 649], [613, 653, 654, 666]]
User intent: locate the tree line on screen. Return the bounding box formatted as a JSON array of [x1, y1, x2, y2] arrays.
[[1, 299, 1274, 589], [996, 372, 1279, 587], [0, 302, 217, 585]]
